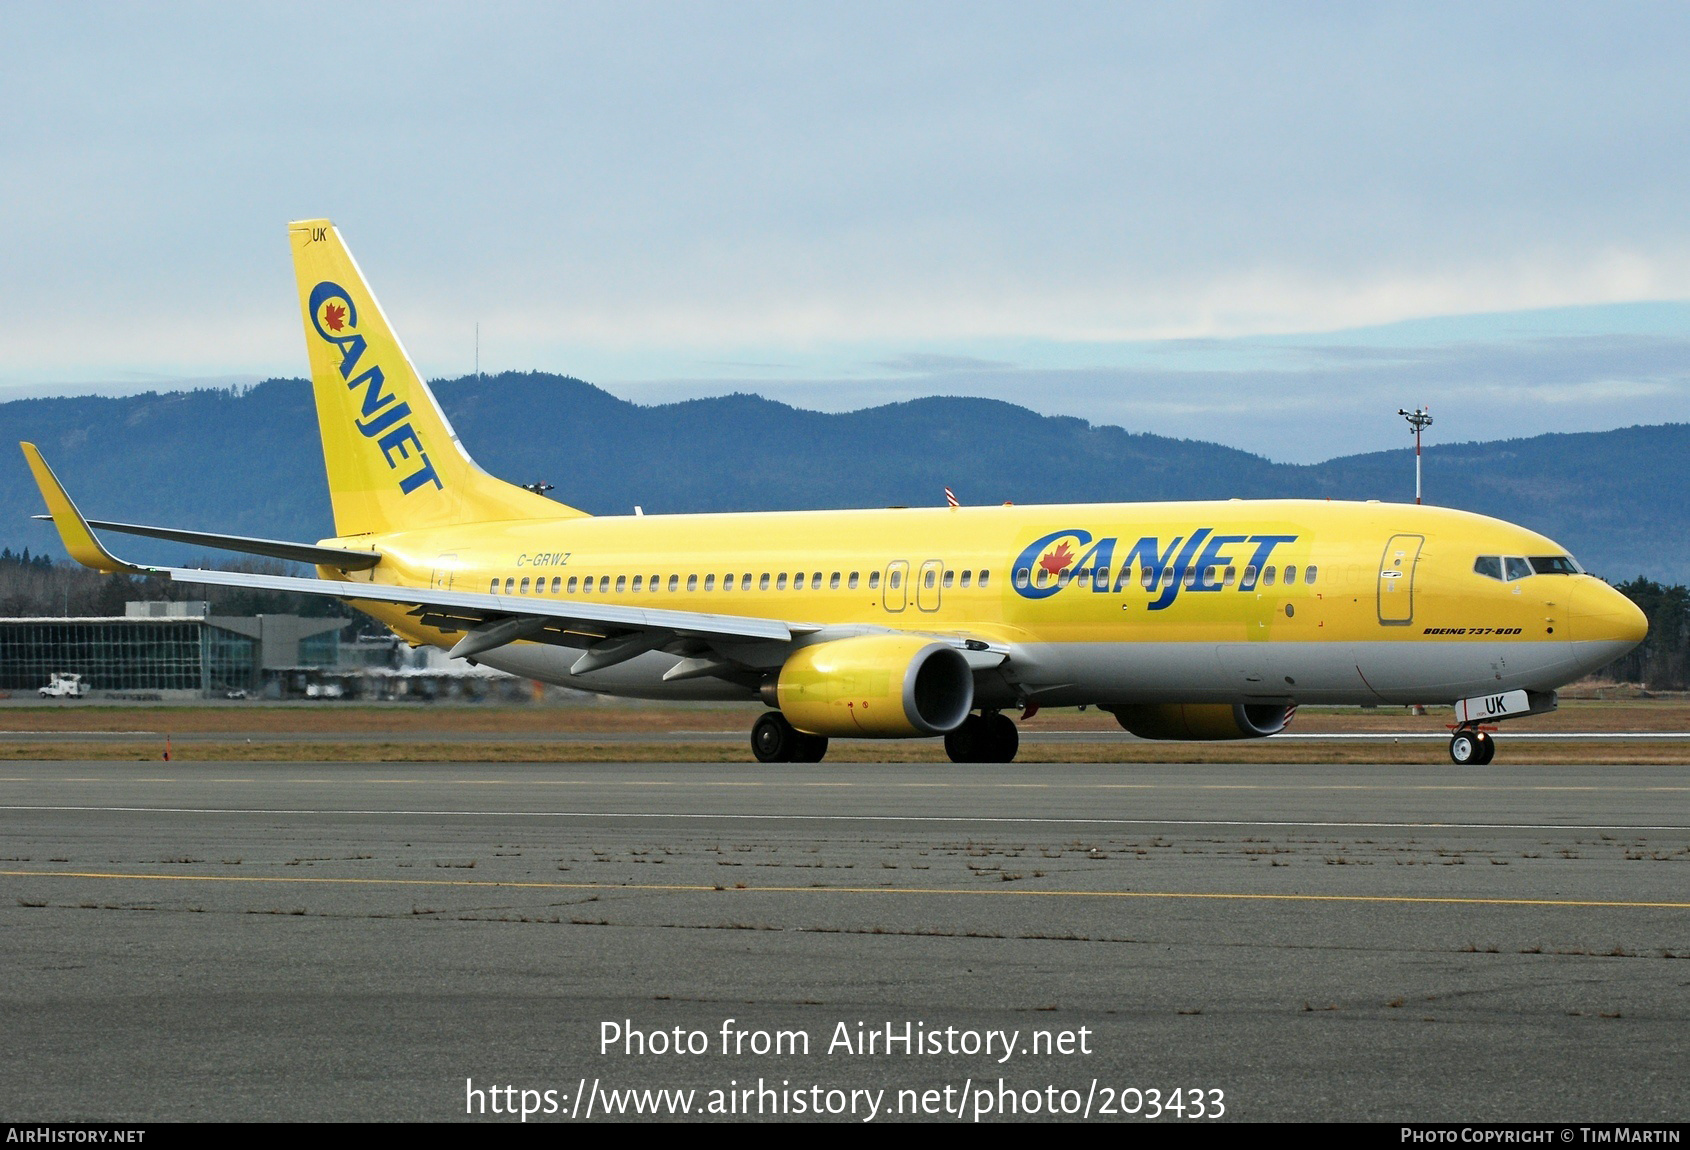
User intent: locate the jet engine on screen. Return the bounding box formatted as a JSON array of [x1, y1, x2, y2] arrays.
[[1105, 702, 1293, 740], [773, 635, 974, 738]]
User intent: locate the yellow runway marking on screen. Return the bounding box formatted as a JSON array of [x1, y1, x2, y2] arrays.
[[6, 870, 1689, 910]]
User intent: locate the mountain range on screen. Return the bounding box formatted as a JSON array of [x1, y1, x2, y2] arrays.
[[2, 372, 1684, 582]]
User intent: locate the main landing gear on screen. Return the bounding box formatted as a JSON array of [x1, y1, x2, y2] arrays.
[[750, 711, 829, 763], [943, 711, 1020, 763], [1448, 726, 1496, 765]]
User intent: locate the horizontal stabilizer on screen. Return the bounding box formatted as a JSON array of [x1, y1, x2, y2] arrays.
[[29, 515, 380, 571]]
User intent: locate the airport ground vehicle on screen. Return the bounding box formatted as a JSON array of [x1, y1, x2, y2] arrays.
[[38, 673, 84, 699], [22, 221, 1648, 763]]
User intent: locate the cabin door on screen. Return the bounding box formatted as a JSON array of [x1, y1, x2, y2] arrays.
[[1376, 535, 1424, 626]]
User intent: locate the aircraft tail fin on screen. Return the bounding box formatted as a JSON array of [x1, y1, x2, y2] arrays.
[[288, 219, 586, 538]]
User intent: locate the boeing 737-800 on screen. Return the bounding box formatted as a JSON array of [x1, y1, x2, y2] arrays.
[[22, 220, 1648, 765]]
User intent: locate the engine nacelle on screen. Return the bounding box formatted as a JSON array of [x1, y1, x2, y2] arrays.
[[1106, 702, 1293, 741], [776, 635, 974, 738]]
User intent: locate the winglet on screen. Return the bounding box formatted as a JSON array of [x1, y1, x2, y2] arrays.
[[19, 443, 151, 574]]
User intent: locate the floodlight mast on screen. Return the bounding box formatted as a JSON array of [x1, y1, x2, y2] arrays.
[[1397, 407, 1433, 504]]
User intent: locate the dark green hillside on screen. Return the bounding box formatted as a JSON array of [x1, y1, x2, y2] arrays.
[[0, 371, 1682, 582]]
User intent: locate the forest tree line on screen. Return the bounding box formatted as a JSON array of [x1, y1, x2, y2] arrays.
[[0, 549, 364, 631]]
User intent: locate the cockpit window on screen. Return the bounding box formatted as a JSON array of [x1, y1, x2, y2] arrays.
[[1504, 557, 1534, 581], [1529, 555, 1581, 575], [1473, 556, 1503, 580]]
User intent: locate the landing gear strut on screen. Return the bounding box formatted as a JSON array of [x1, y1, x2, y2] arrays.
[[943, 711, 1020, 763], [750, 711, 828, 763], [1448, 726, 1495, 765]]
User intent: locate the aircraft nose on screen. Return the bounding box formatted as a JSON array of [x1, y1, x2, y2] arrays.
[[1566, 578, 1647, 673]]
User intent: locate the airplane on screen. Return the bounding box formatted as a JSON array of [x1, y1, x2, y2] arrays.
[[22, 220, 1649, 766]]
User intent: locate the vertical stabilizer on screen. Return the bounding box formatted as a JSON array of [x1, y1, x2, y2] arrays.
[[288, 219, 585, 537]]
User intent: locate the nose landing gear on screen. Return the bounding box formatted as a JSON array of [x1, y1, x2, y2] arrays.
[[1448, 726, 1495, 765]]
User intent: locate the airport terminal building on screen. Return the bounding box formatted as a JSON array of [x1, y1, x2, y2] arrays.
[[0, 601, 342, 698], [0, 600, 524, 700]]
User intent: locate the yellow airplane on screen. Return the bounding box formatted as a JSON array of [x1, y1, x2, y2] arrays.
[[22, 220, 1649, 766]]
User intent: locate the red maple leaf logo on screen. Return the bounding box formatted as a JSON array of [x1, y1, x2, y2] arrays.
[[1038, 541, 1076, 577], [322, 302, 347, 332]]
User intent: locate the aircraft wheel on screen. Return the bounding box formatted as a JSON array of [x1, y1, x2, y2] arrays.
[[1472, 730, 1495, 765], [1449, 729, 1481, 765], [751, 711, 798, 762], [944, 714, 988, 763], [983, 710, 1020, 763], [791, 731, 829, 763]]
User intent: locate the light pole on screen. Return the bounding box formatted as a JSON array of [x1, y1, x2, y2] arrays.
[[1397, 407, 1432, 504]]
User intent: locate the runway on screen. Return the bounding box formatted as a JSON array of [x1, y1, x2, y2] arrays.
[[2, 759, 1687, 1122]]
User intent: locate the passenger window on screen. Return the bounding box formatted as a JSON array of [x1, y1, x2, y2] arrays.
[[793, 573, 806, 590], [668, 574, 680, 592], [1284, 566, 1298, 585], [1473, 556, 1503, 580], [942, 570, 954, 589], [1263, 567, 1276, 586], [977, 570, 989, 588], [489, 578, 499, 593], [581, 577, 592, 594], [632, 575, 643, 591], [849, 572, 860, 589], [567, 576, 578, 593], [724, 573, 735, 591], [599, 576, 610, 593], [960, 570, 971, 587], [519, 577, 531, 594], [830, 572, 841, 590], [504, 577, 516, 594], [1505, 557, 1533, 581], [812, 572, 822, 586], [924, 570, 936, 589], [615, 575, 626, 593], [890, 571, 902, 590], [551, 577, 561, 593], [1140, 567, 1155, 590], [687, 574, 698, 591], [760, 573, 771, 591], [651, 574, 661, 591], [1243, 565, 1257, 586], [1014, 569, 1029, 589], [777, 573, 788, 590], [704, 574, 715, 591], [1224, 566, 1236, 586], [1201, 565, 1216, 584], [1305, 565, 1318, 585], [868, 571, 879, 589]]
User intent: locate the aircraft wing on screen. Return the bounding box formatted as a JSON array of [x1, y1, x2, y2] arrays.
[[28, 513, 381, 570], [22, 440, 1011, 682], [20, 443, 379, 571]]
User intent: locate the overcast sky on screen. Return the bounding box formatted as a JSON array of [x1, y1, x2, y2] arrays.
[[3, 2, 1689, 461]]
